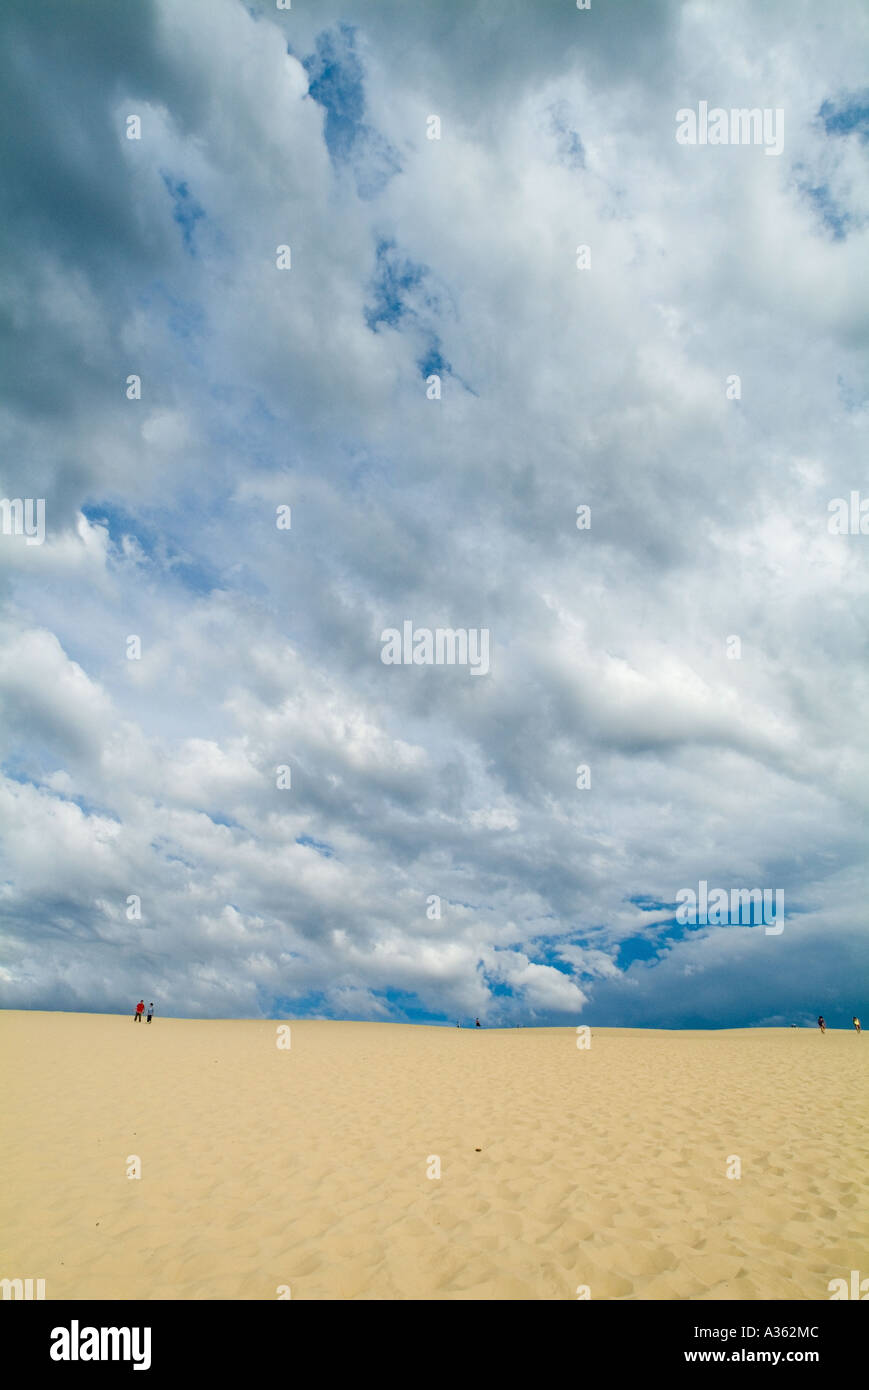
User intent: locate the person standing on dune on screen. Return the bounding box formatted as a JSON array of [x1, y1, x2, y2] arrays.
[[817, 1015, 826, 1033], [134, 999, 145, 1023], [853, 1016, 861, 1035], [147, 1002, 154, 1024]]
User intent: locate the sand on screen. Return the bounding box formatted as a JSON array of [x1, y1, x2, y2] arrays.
[[1, 1012, 866, 1300]]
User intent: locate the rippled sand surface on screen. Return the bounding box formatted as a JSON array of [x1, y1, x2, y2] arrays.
[[1, 1013, 865, 1299]]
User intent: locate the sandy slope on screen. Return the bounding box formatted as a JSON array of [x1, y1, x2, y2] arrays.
[[0, 1012, 866, 1300]]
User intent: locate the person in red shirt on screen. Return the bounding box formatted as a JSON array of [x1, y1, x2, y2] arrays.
[[134, 1000, 145, 1022]]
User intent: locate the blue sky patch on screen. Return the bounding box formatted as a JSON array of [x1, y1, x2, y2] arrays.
[[161, 174, 205, 254], [296, 834, 336, 858], [303, 24, 401, 199], [797, 176, 851, 239], [818, 93, 869, 141], [81, 502, 222, 596], [418, 338, 452, 380], [365, 238, 427, 330]]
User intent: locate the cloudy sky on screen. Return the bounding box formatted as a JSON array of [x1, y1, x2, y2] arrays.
[[1, 0, 868, 1027]]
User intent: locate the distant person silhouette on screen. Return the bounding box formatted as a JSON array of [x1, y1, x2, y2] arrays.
[[475, 1017, 481, 1028], [817, 1015, 826, 1033], [134, 1000, 144, 1023], [147, 1003, 154, 1024], [853, 1016, 861, 1035]]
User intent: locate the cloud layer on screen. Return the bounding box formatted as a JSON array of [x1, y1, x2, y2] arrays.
[[1, 0, 868, 1025]]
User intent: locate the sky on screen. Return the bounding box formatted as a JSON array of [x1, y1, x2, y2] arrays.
[[0, 0, 868, 1027]]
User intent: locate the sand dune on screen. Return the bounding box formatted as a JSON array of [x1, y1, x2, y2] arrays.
[[1, 1011, 866, 1299]]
